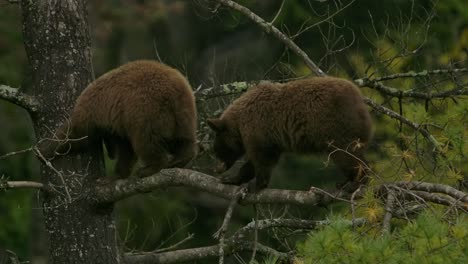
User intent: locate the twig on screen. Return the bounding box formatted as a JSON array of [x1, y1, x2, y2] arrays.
[[212, 0, 326, 76], [0, 147, 33, 160], [269, 0, 285, 25], [153, 233, 194, 253], [0, 84, 40, 113], [33, 146, 72, 202]]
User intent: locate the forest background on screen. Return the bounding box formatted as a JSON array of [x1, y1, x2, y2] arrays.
[[0, 0, 467, 263]]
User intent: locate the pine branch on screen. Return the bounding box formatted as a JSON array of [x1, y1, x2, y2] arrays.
[[0, 84, 39, 113]]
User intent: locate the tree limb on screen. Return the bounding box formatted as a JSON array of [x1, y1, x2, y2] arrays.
[[94, 168, 325, 205], [355, 79, 467, 99], [358, 68, 468, 82], [212, 0, 326, 76], [363, 97, 443, 154], [392, 181, 468, 203], [0, 84, 39, 113]]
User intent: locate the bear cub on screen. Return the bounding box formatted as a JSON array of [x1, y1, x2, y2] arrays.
[[40, 60, 198, 179], [207, 77, 373, 191]]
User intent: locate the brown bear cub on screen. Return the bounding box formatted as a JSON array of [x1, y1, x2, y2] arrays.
[[40, 60, 198, 179], [207, 77, 373, 191]]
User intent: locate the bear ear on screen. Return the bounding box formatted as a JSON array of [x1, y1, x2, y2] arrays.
[[207, 118, 225, 132]]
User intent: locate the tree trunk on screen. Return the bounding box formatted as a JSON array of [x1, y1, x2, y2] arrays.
[[20, 1, 120, 263]]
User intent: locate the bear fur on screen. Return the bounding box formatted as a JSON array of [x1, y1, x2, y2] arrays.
[[40, 60, 198, 179], [207, 77, 373, 191]]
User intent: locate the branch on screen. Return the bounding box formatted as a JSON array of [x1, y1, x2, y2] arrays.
[[355, 79, 468, 99], [360, 68, 468, 82], [363, 97, 443, 154], [0, 84, 39, 113], [95, 168, 327, 205], [212, 0, 326, 76], [124, 241, 287, 264], [0, 180, 44, 191], [380, 184, 468, 211], [124, 217, 366, 264], [392, 181, 468, 203]]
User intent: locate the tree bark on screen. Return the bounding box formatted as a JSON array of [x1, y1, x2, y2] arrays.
[[20, 1, 120, 263]]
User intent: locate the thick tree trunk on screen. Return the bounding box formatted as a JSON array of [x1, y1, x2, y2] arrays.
[[20, 1, 120, 263]]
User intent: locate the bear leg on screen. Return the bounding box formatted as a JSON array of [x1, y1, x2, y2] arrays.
[[332, 150, 369, 190], [221, 161, 255, 185], [134, 142, 170, 178], [167, 138, 197, 168], [249, 146, 281, 191], [114, 139, 137, 179]]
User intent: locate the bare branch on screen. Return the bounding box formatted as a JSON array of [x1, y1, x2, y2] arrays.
[[408, 190, 468, 211], [0, 84, 39, 113], [0, 147, 33, 160], [94, 168, 326, 205], [1, 180, 44, 190], [124, 217, 366, 264], [124, 241, 287, 264], [393, 181, 468, 203], [360, 68, 468, 82], [212, 0, 326, 76], [355, 79, 468, 99]]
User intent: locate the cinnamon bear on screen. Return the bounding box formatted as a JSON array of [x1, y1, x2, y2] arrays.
[[207, 77, 373, 191], [39, 60, 197, 178]]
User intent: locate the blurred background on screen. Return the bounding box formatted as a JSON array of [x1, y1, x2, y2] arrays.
[[0, 0, 467, 262]]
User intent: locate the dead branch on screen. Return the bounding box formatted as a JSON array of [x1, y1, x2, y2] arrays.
[[124, 241, 287, 264], [380, 185, 468, 212], [392, 181, 468, 203], [355, 79, 468, 99], [212, 0, 326, 76], [0, 84, 39, 113], [124, 217, 366, 264], [360, 68, 468, 82], [0, 147, 34, 160], [0, 180, 44, 190]]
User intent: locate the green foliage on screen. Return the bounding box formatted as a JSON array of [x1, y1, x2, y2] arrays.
[[298, 212, 468, 264]]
